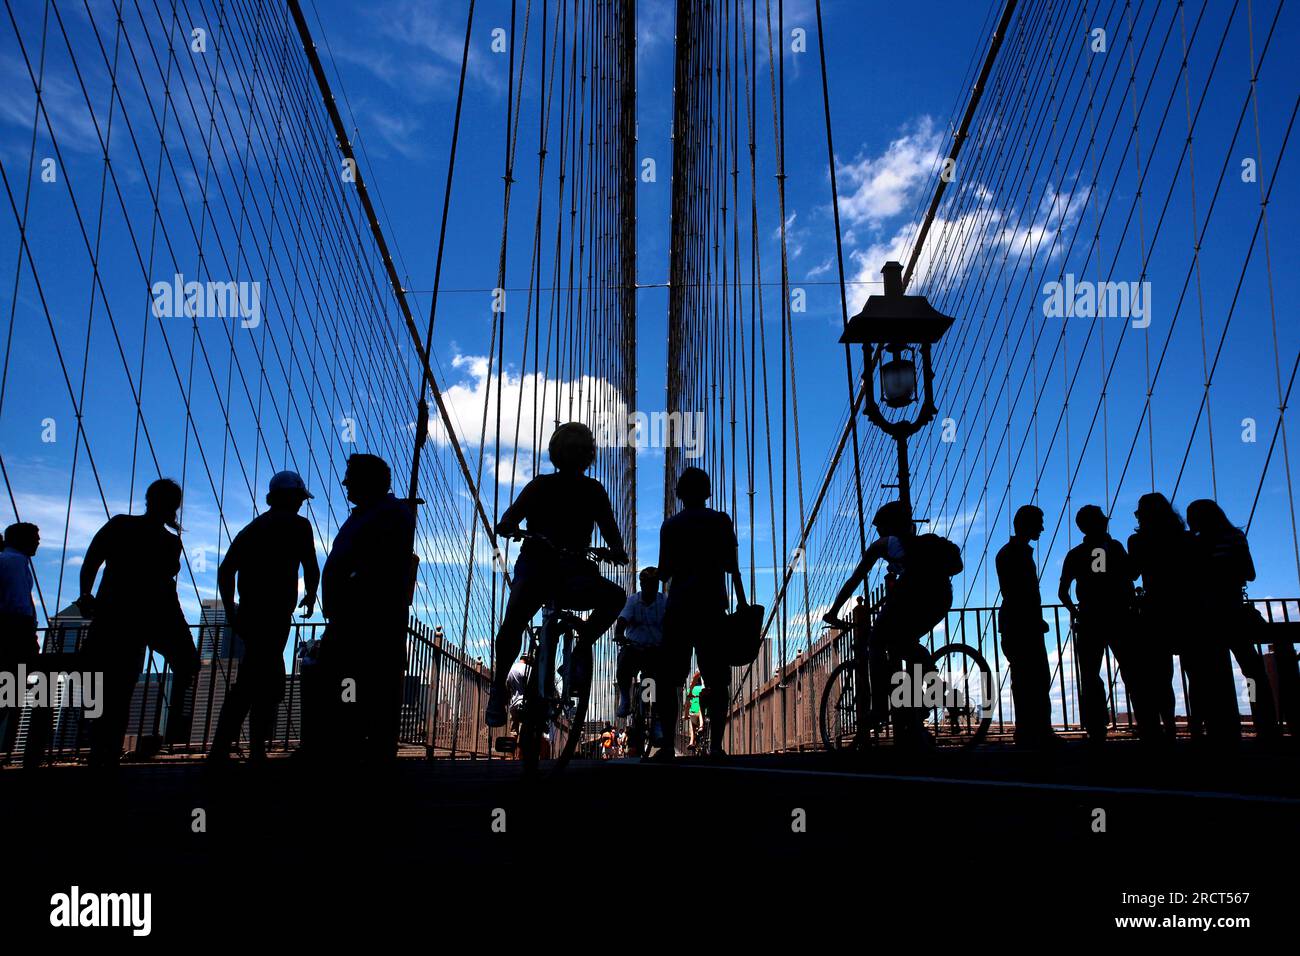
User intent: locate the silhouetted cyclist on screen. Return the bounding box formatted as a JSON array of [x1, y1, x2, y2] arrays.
[[77, 479, 199, 768], [996, 505, 1061, 748], [614, 566, 665, 718], [0, 522, 40, 765], [654, 467, 748, 760], [485, 423, 629, 728], [1127, 493, 1188, 744], [1187, 499, 1277, 743], [824, 500, 959, 747], [317, 454, 416, 763], [208, 471, 320, 765], [1058, 504, 1152, 744]]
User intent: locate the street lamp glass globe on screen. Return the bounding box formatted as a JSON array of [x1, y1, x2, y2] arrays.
[[880, 354, 918, 408]]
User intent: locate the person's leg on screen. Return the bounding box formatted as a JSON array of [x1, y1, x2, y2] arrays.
[[1231, 637, 1278, 738], [1024, 629, 1055, 739], [652, 610, 691, 758], [1073, 620, 1108, 741], [1109, 618, 1159, 742], [492, 572, 548, 694], [1002, 629, 1040, 744], [209, 666, 254, 760], [558, 573, 627, 645], [90, 652, 140, 768], [248, 644, 289, 761], [698, 641, 730, 756], [0, 624, 20, 757], [149, 621, 198, 746]]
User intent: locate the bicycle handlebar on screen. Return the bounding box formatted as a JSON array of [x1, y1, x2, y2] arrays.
[[505, 528, 627, 566]]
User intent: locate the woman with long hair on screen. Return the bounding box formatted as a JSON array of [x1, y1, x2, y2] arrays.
[[1185, 499, 1278, 743], [1126, 493, 1187, 743]]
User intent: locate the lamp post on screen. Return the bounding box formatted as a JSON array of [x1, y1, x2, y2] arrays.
[[840, 261, 954, 513]]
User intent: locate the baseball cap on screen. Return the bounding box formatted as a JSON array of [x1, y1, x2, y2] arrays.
[[269, 470, 313, 498]]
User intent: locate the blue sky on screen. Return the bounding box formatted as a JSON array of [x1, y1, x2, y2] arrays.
[[2, 0, 1298, 675]]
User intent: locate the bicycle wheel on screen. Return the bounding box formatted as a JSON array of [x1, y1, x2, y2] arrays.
[[550, 635, 592, 769], [517, 687, 546, 775], [819, 658, 873, 751], [920, 642, 993, 748]]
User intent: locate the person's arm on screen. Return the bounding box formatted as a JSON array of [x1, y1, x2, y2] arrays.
[[614, 594, 634, 640], [495, 480, 535, 538], [299, 521, 320, 616], [217, 539, 240, 626], [723, 517, 747, 607], [593, 483, 628, 564], [77, 519, 113, 612], [657, 523, 675, 587], [823, 538, 887, 626], [1057, 565, 1078, 620]]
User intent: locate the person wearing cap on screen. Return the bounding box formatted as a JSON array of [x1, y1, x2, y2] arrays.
[[208, 470, 320, 764], [486, 422, 629, 728], [317, 453, 416, 761]]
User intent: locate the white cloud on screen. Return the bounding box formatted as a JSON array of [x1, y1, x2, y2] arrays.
[[837, 117, 943, 229], [429, 353, 629, 478]]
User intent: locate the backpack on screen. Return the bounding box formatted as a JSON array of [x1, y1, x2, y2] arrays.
[[906, 533, 964, 580]]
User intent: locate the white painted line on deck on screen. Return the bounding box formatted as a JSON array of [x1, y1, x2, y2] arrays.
[[626, 761, 1300, 805]]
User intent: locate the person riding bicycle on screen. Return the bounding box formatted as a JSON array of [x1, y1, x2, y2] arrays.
[[614, 567, 666, 718], [485, 422, 629, 728], [823, 501, 961, 747]]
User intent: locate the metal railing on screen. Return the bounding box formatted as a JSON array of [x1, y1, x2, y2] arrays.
[[722, 599, 1300, 754], [6, 615, 497, 765]]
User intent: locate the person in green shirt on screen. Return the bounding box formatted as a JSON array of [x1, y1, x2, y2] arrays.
[[686, 670, 705, 751]]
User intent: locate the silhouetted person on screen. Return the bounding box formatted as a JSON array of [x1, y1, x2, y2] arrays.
[[654, 467, 748, 760], [996, 506, 1061, 748], [1186, 499, 1277, 743], [614, 567, 665, 718], [824, 501, 960, 747], [208, 472, 320, 766], [486, 423, 629, 728], [1126, 493, 1187, 744], [1058, 504, 1154, 744], [317, 454, 416, 763], [0, 522, 40, 765], [77, 479, 199, 768]]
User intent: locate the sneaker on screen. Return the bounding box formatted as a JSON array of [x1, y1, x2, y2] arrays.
[[485, 685, 508, 728]]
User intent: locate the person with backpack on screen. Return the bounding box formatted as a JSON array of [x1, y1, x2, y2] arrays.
[[1058, 504, 1155, 744], [823, 501, 962, 747]]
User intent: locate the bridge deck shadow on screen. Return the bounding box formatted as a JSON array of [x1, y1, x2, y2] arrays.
[[4, 739, 1295, 934]]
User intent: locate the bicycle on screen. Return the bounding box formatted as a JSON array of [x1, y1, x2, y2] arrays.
[[819, 612, 993, 750], [613, 634, 658, 759], [494, 530, 622, 774]]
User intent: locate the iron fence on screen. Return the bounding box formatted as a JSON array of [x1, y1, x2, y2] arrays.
[[722, 599, 1300, 754], [5, 614, 498, 765]]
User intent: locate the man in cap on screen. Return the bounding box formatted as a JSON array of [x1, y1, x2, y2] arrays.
[[318, 453, 416, 762], [208, 471, 320, 764]]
